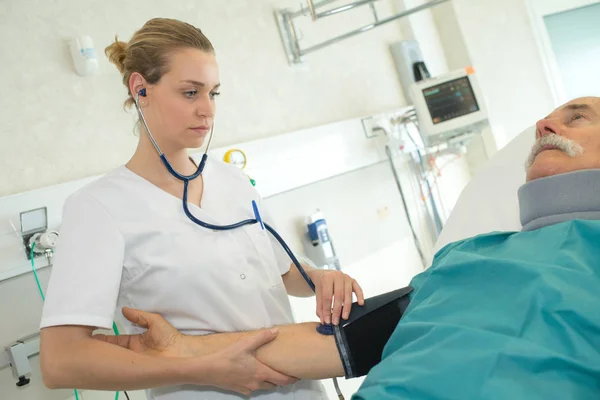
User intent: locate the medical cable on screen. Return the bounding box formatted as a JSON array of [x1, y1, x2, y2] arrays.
[[406, 119, 444, 232], [134, 90, 316, 291], [134, 90, 344, 398], [333, 373, 344, 400], [384, 145, 427, 268], [394, 111, 444, 232], [395, 112, 444, 233], [30, 244, 46, 302], [404, 125, 444, 235], [28, 244, 129, 400]]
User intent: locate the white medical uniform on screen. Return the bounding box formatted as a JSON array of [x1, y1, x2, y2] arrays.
[[40, 158, 326, 400]]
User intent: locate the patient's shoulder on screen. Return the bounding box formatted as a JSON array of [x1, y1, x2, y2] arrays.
[[432, 230, 518, 264]]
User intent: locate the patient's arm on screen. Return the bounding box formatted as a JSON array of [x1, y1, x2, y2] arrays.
[[189, 322, 344, 380], [96, 288, 413, 381], [95, 308, 344, 380]]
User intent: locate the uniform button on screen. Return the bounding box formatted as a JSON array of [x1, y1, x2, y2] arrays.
[[240, 274, 246, 280]]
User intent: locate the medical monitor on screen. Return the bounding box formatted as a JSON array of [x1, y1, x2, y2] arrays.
[[410, 68, 488, 147]]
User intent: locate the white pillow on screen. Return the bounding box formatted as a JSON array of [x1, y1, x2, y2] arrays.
[[433, 127, 536, 253]]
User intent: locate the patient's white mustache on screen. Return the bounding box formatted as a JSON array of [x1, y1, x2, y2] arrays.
[[525, 134, 583, 170]]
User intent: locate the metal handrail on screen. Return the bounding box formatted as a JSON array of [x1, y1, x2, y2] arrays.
[[275, 0, 451, 65], [308, 0, 379, 20], [290, 0, 339, 19], [303, 0, 449, 56]]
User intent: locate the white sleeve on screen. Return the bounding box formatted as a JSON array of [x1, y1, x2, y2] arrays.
[[40, 191, 124, 330]]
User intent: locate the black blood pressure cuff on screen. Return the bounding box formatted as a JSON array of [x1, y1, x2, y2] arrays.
[[333, 286, 413, 379]]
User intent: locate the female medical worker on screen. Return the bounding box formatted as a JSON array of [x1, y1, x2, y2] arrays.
[[39, 17, 364, 400]]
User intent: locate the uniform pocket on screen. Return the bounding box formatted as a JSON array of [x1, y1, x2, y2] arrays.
[[242, 222, 284, 287]]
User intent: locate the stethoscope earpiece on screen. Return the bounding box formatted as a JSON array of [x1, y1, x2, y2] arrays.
[[138, 88, 147, 97]]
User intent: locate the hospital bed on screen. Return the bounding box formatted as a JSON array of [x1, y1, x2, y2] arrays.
[[336, 125, 540, 381], [434, 126, 536, 252]]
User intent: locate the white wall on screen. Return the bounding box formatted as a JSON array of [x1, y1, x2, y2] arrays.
[[445, 0, 556, 147], [0, 0, 407, 197], [430, 1, 471, 71]]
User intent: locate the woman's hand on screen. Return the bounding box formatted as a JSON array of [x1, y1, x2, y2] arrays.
[[202, 331, 298, 395], [94, 307, 298, 395], [310, 269, 365, 325], [94, 307, 186, 358]]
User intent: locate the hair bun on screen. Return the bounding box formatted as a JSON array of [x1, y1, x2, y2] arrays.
[[104, 35, 128, 75]]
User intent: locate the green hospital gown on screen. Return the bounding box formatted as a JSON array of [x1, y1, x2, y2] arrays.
[[354, 219, 600, 399]]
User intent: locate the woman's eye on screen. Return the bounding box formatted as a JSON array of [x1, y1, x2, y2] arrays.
[[184, 90, 198, 98], [210, 92, 221, 99]]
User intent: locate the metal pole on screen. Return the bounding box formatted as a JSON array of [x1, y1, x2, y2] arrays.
[[285, 13, 303, 63], [370, 1, 379, 22], [290, 0, 340, 18], [385, 145, 428, 268], [299, 0, 449, 56], [307, 0, 318, 20], [314, 0, 377, 19]]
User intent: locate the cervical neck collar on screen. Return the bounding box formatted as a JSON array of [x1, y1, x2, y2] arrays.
[[519, 169, 600, 231]]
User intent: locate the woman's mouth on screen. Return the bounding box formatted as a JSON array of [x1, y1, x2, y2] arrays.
[[190, 126, 210, 134]]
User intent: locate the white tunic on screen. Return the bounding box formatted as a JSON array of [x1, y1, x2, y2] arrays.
[[40, 158, 326, 399]]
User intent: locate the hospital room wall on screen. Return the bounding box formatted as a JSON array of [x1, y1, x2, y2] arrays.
[[433, 0, 556, 148], [0, 0, 408, 198], [0, 1, 452, 399]]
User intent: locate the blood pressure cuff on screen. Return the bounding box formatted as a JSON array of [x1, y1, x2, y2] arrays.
[[333, 286, 413, 379]]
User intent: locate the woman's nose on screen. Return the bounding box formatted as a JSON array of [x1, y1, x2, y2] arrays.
[[196, 97, 215, 118]]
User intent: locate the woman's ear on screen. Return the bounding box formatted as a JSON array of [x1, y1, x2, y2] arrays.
[[129, 72, 147, 100]]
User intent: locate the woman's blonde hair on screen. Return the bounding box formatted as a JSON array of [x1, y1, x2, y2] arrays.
[[105, 18, 214, 108]]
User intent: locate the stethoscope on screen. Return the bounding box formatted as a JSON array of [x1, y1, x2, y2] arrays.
[[134, 88, 347, 398], [133, 88, 327, 315]]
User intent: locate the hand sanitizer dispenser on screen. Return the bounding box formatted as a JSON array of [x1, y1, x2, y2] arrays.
[[302, 210, 341, 270]]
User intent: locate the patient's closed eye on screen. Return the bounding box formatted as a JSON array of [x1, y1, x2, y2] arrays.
[[567, 113, 587, 124]]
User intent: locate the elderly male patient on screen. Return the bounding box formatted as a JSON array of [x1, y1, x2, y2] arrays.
[[97, 97, 600, 399]]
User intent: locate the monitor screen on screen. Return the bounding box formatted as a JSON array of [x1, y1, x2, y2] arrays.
[[422, 77, 480, 125]]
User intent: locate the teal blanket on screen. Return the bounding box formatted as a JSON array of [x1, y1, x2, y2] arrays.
[[354, 220, 600, 399]]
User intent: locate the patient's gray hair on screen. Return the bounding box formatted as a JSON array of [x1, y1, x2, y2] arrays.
[[525, 134, 584, 170]]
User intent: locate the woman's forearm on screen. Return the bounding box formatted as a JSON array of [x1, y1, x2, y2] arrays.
[[41, 328, 203, 390], [282, 264, 318, 297], [182, 322, 344, 380]]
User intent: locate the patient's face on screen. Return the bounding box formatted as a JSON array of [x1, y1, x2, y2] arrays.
[[526, 97, 600, 181]]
